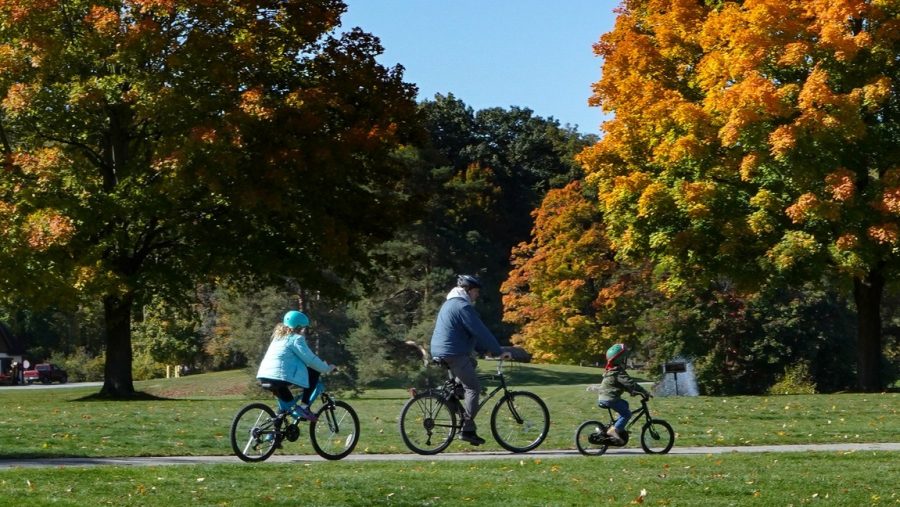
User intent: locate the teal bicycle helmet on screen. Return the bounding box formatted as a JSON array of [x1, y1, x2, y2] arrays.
[[283, 310, 310, 329]]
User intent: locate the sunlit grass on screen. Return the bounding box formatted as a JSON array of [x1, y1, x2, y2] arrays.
[[0, 364, 897, 459], [0, 452, 896, 506]]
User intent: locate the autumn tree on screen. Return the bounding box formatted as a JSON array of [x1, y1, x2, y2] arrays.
[[502, 181, 649, 363], [583, 0, 899, 390], [0, 0, 418, 396]]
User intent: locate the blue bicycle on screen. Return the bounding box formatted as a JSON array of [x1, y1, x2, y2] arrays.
[[230, 379, 359, 461]]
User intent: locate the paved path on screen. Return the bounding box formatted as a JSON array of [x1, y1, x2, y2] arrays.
[[1, 443, 897, 469]]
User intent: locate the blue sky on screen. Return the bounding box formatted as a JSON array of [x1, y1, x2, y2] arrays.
[[339, 1, 620, 136]]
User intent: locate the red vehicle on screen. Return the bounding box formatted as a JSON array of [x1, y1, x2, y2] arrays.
[[23, 363, 68, 385]]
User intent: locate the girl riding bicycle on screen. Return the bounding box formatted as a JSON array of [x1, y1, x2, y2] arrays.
[[596, 343, 651, 444], [257, 310, 335, 422]]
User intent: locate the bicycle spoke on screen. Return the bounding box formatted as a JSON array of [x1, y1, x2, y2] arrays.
[[575, 420, 609, 456], [640, 419, 675, 454], [230, 403, 279, 462], [399, 392, 456, 455], [490, 391, 549, 453], [310, 401, 359, 460]]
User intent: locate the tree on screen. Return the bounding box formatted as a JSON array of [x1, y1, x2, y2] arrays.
[[502, 181, 642, 363], [344, 95, 594, 382], [0, 0, 418, 396], [583, 0, 899, 391]]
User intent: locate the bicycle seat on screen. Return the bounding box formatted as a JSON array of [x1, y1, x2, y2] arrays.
[[431, 357, 450, 368]]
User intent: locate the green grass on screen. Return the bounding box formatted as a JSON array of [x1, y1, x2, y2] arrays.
[[0, 363, 897, 459], [0, 452, 896, 506]]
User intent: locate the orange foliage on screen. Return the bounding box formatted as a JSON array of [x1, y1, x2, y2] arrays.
[[85, 6, 120, 36], [502, 181, 626, 362], [825, 169, 856, 202], [25, 210, 75, 250], [582, 0, 900, 291]]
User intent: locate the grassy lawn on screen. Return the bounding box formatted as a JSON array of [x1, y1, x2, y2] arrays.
[[1, 364, 897, 506], [0, 452, 896, 506], [0, 363, 897, 459]]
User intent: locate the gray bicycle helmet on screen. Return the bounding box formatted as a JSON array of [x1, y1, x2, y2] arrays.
[[457, 274, 482, 289]]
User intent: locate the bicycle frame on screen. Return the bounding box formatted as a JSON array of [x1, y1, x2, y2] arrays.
[[438, 359, 517, 426], [602, 397, 651, 431]]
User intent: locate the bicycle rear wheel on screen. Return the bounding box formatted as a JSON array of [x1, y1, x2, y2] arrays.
[[575, 420, 609, 456], [230, 402, 280, 462], [398, 391, 457, 455], [640, 418, 675, 454], [490, 391, 549, 453], [310, 400, 360, 460]]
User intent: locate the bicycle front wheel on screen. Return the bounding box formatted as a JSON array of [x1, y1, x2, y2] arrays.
[[640, 418, 675, 454], [575, 420, 609, 456], [230, 403, 280, 463], [490, 391, 549, 453], [398, 391, 457, 455], [310, 400, 360, 460]]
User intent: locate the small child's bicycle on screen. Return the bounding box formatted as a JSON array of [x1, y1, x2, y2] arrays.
[[575, 394, 674, 455], [230, 379, 359, 462]]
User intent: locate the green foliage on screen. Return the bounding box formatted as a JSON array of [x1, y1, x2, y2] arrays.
[[344, 95, 594, 384], [133, 297, 203, 367], [48, 347, 104, 382], [640, 279, 857, 395], [769, 362, 818, 395]]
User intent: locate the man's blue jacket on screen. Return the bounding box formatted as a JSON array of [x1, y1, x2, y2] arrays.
[[430, 295, 502, 358]]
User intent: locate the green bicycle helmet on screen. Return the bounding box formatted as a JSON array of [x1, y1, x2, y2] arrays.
[[605, 343, 628, 368], [283, 310, 310, 329]]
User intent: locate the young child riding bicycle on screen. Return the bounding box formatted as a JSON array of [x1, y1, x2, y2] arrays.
[[596, 343, 651, 444], [257, 310, 335, 422]]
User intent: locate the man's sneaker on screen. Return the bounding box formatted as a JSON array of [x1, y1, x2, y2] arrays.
[[459, 431, 485, 446], [291, 404, 318, 422]]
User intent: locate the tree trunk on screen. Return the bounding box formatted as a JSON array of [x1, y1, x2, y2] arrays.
[[100, 292, 136, 397], [853, 270, 884, 392]]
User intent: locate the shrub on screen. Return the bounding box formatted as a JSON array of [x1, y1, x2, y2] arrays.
[[49, 347, 104, 382], [768, 362, 818, 395]]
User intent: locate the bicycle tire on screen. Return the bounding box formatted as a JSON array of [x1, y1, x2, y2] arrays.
[[398, 391, 458, 455], [575, 420, 609, 456], [640, 418, 675, 454], [230, 402, 280, 462], [490, 391, 549, 453], [309, 400, 360, 460]]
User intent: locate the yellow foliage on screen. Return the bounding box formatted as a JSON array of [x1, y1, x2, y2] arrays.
[[739, 153, 758, 181], [677, 180, 717, 218], [767, 231, 821, 270], [637, 182, 670, 218]]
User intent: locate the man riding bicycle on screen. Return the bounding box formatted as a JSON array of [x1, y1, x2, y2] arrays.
[[430, 274, 511, 445]]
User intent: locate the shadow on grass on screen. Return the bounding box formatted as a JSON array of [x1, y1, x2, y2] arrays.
[[503, 366, 601, 386], [0, 451, 96, 459], [73, 391, 175, 402]]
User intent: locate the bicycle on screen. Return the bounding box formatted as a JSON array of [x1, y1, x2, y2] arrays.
[[575, 393, 674, 455], [398, 358, 550, 455], [230, 378, 360, 462]]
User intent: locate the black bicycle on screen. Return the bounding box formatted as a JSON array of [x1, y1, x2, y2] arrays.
[[230, 379, 360, 462], [399, 358, 550, 455], [575, 394, 674, 455]]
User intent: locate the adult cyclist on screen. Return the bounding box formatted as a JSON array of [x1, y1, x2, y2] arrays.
[[430, 274, 511, 445]]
